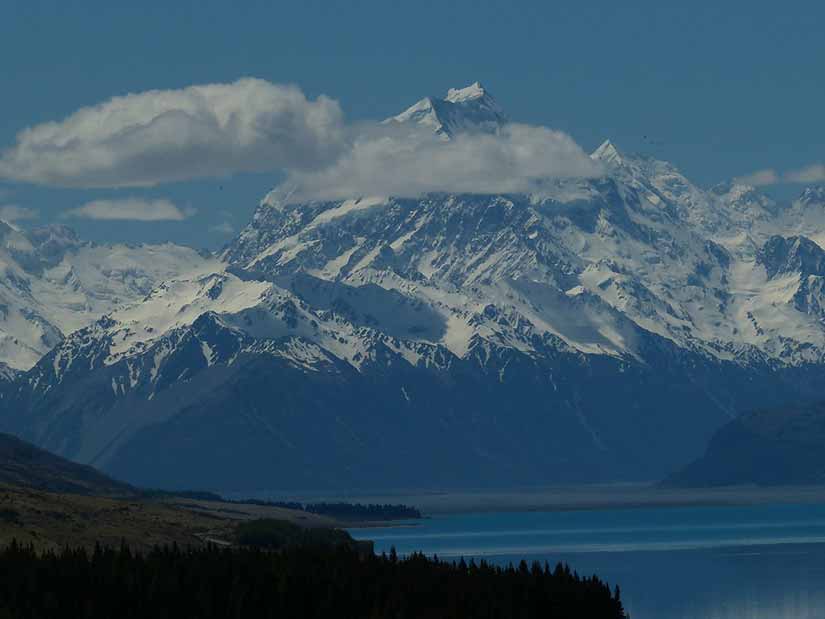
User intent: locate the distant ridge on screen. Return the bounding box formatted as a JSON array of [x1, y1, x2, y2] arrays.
[[664, 401, 825, 487]]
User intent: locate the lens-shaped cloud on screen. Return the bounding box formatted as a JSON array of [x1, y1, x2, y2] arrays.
[[210, 221, 235, 235], [786, 164, 825, 184], [734, 164, 825, 187], [733, 169, 780, 187], [0, 205, 38, 222], [64, 198, 195, 221]]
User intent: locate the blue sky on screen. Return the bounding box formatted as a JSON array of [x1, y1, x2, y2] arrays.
[[1, 0, 823, 248]]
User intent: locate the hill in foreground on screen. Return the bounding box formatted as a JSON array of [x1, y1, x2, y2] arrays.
[[0, 432, 344, 551], [0, 432, 138, 497]]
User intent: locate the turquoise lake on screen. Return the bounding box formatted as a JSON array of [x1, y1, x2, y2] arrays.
[[349, 502, 825, 618]]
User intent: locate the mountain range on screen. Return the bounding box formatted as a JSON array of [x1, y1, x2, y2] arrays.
[[2, 83, 825, 492]]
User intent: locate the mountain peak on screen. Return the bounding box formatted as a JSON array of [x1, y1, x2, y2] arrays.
[[445, 81, 487, 103], [799, 185, 825, 205], [757, 234, 825, 279], [387, 81, 506, 138], [591, 139, 623, 165]]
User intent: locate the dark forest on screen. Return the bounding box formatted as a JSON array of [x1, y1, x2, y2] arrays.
[[0, 541, 626, 618]]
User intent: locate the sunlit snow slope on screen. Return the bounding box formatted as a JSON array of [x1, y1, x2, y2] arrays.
[[0, 222, 207, 372]]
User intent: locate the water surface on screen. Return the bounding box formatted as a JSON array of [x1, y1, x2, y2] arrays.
[[349, 503, 825, 618]]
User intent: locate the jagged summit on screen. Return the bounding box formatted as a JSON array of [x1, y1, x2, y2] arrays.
[[445, 81, 487, 103], [799, 185, 825, 205], [387, 81, 507, 138], [757, 235, 825, 279], [710, 181, 782, 220], [591, 139, 623, 165]]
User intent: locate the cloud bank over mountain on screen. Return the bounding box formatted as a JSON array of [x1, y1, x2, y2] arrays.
[[736, 163, 825, 187], [283, 122, 603, 202], [0, 79, 602, 213]]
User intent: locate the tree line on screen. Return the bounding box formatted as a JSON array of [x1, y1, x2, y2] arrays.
[[145, 488, 423, 521], [0, 540, 626, 618], [259, 501, 422, 521]]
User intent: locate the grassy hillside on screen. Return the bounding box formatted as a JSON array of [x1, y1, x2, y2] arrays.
[[0, 482, 232, 552], [0, 482, 348, 553], [0, 432, 347, 551]]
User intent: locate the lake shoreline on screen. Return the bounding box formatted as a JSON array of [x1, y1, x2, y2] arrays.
[[298, 483, 825, 516]]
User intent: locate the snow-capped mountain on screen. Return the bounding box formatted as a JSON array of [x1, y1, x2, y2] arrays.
[[386, 81, 507, 138], [3, 83, 825, 492], [0, 221, 208, 371]]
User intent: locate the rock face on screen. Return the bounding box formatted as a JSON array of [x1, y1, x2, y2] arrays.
[[757, 236, 825, 280], [3, 83, 825, 492], [665, 401, 825, 487]]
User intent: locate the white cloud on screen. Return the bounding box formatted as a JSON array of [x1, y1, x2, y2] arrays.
[[210, 221, 235, 234], [0, 78, 345, 188], [734, 168, 779, 187], [0, 204, 38, 222], [786, 163, 825, 184], [735, 163, 825, 187], [0, 78, 603, 201], [64, 198, 195, 221], [285, 123, 603, 202]]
